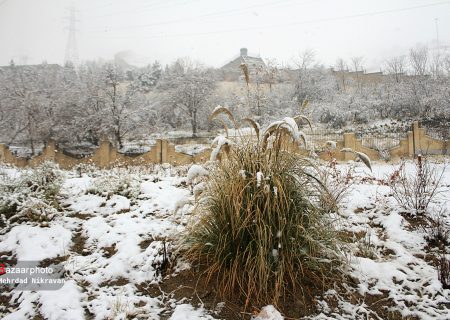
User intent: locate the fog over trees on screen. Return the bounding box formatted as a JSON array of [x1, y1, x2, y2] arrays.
[[0, 45, 449, 154]]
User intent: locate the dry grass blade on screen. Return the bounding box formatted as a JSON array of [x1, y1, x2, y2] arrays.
[[216, 118, 229, 138], [209, 105, 237, 128], [261, 121, 284, 151], [242, 118, 260, 140]]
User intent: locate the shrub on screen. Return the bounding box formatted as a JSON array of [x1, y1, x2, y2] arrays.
[[16, 197, 59, 226], [357, 229, 378, 259], [422, 207, 450, 249], [437, 254, 450, 289], [318, 158, 355, 213], [0, 161, 63, 229], [87, 171, 141, 200], [73, 163, 98, 177], [389, 155, 445, 216], [183, 109, 345, 307], [20, 161, 64, 201]]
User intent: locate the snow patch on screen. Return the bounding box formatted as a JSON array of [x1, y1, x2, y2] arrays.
[[0, 225, 72, 260]]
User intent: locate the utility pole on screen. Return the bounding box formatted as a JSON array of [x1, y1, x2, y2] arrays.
[[64, 5, 79, 66], [434, 18, 439, 44]]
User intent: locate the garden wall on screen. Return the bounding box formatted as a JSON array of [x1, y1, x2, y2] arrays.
[[0, 122, 447, 168]]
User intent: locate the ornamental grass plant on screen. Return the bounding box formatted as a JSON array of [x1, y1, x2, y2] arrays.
[[183, 108, 346, 308]]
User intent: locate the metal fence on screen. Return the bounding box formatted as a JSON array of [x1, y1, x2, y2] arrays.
[[361, 132, 408, 151], [304, 128, 343, 147], [425, 128, 450, 141]]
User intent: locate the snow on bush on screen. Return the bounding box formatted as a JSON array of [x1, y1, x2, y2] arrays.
[[0, 160, 448, 319], [0, 161, 63, 229], [87, 171, 141, 200], [389, 156, 445, 216], [184, 110, 346, 309]]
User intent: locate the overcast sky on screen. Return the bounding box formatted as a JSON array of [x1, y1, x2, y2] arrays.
[[0, 0, 449, 70]]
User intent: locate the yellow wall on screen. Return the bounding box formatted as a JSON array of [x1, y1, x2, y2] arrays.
[[0, 122, 447, 168]]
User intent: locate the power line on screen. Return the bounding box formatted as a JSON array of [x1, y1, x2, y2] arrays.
[[82, 1, 119, 11], [86, 0, 316, 32], [88, 0, 450, 40], [434, 18, 439, 43], [64, 6, 79, 66], [86, 0, 201, 19]]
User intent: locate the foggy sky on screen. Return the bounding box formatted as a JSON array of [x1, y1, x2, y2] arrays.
[[0, 0, 449, 70]]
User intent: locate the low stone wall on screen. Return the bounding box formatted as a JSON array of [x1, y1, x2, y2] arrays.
[[317, 122, 448, 162], [0, 122, 447, 168], [0, 140, 210, 169]]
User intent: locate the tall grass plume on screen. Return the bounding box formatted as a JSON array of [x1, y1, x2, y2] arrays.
[[182, 109, 346, 308]]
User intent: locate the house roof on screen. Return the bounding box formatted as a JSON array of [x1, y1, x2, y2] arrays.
[[241, 56, 266, 69], [220, 48, 266, 71]]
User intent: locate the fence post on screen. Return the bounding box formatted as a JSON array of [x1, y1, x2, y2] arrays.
[[343, 132, 356, 161], [44, 140, 57, 161], [407, 132, 414, 157], [412, 121, 420, 157], [161, 140, 168, 163], [0, 144, 6, 162], [95, 140, 112, 168]]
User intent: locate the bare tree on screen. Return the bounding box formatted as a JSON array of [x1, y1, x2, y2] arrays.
[[100, 64, 141, 148], [444, 53, 450, 76], [0, 63, 64, 154], [350, 56, 364, 93], [430, 50, 445, 79], [385, 55, 406, 83], [334, 58, 348, 92], [161, 59, 216, 137], [409, 46, 429, 76], [293, 49, 315, 102]]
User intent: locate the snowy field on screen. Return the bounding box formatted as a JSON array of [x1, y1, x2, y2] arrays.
[[0, 160, 449, 319]]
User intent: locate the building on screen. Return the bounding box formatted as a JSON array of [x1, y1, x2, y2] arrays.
[[220, 48, 267, 82]]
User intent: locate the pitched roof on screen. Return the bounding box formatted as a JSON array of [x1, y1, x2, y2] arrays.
[[220, 48, 266, 71]]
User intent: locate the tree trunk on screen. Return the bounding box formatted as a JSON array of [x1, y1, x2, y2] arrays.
[[27, 113, 35, 156], [191, 110, 197, 137], [115, 123, 123, 149]]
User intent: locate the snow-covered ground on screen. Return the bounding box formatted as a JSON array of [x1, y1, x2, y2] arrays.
[[0, 160, 449, 319]]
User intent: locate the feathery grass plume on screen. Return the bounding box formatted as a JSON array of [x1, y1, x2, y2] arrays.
[[209, 105, 237, 129], [210, 135, 232, 162], [293, 114, 312, 131], [261, 118, 308, 152], [183, 110, 346, 310], [187, 164, 209, 184], [300, 98, 309, 112], [216, 118, 229, 138], [340, 148, 372, 171], [242, 117, 260, 141], [240, 63, 250, 86], [261, 120, 284, 151]]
